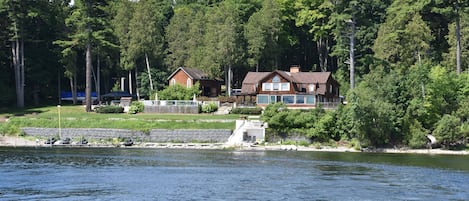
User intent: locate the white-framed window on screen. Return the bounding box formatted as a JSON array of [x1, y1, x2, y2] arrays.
[[282, 95, 295, 104], [262, 82, 290, 91], [257, 95, 269, 104], [273, 83, 279, 91], [306, 95, 315, 104], [171, 78, 176, 86], [270, 95, 277, 103], [296, 95, 305, 104], [187, 78, 192, 88]]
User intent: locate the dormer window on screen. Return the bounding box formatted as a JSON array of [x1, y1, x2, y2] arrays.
[[273, 83, 279, 90], [262, 75, 290, 91], [272, 76, 280, 83], [309, 84, 315, 92]]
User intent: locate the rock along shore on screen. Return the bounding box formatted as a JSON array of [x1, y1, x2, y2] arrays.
[[1, 136, 468, 155]]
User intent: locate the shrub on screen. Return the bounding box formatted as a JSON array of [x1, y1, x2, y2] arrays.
[[297, 140, 310, 147], [201, 103, 218, 113], [158, 82, 200, 100], [350, 138, 361, 150], [432, 114, 462, 148], [0, 123, 20, 136], [197, 96, 212, 101], [129, 101, 144, 114], [95, 105, 124, 113], [408, 120, 429, 149], [230, 107, 263, 115]]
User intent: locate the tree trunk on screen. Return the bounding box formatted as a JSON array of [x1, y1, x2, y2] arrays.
[[455, 5, 461, 74], [69, 77, 76, 105], [85, 41, 92, 112], [145, 53, 154, 91], [20, 38, 25, 106], [135, 67, 140, 100], [349, 17, 355, 89], [97, 48, 101, 103], [12, 39, 24, 108], [128, 70, 132, 94], [227, 64, 232, 96], [317, 37, 329, 72]]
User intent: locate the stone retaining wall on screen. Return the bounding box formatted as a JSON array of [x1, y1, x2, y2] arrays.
[[149, 129, 231, 142], [143, 105, 199, 114], [22, 127, 232, 143]]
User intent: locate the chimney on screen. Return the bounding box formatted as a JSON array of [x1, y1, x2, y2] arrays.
[[290, 65, 300, 73]]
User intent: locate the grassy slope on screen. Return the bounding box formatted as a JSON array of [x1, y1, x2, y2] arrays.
[[0, 105, 239, 130]]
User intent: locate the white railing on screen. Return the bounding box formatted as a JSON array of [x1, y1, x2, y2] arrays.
[[317, 102, 341, 109], [142, 100, 221, 107]]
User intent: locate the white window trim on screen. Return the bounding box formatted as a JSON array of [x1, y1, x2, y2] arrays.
[[187, 78, 192, 88], [171, 78, 176, 86], [281, 83, 290, 91], [262, 82, 290, 91]]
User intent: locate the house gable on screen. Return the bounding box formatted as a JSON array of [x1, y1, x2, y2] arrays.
[[258, 71, 296, 94], [168, 68, 192, 87], [167, 67, 222, 97]]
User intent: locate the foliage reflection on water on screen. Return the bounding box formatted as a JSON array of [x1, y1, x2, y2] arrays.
[[1, 147, 469, 200]]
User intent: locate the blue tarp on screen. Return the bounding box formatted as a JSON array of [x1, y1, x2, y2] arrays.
[[61, 91, 97, 101]]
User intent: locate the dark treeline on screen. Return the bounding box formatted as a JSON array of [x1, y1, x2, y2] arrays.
[[1, 0, 469, 147]]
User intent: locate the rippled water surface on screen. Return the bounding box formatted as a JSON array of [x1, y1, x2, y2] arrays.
[[1, 147, 468, 201]]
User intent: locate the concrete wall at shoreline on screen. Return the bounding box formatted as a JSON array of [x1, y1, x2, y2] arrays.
[[21, 128, 232, 143]]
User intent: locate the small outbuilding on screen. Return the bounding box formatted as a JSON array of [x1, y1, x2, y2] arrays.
[[167, 67, 222, 97]]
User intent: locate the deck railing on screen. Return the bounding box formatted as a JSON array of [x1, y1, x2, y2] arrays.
[[317, 101, 341, 109], [142, 100, 198, 106]]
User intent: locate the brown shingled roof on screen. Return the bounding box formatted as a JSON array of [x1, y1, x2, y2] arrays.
[[168, 67, 222, 81], [242, 72, 270, 84], [241, 70, 337, 95], [290, 72, 331, 84]]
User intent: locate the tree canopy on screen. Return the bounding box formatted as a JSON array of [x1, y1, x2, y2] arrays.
[[1, 0, 469, 148]]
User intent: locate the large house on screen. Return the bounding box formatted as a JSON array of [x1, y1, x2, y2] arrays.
[[240, 66, 341, 108], [167, 67, 222, 97]]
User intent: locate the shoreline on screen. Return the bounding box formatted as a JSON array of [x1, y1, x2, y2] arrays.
[[1, 136, 468, 155]]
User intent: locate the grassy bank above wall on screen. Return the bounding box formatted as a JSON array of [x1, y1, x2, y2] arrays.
[[0, 105, 239, 131]]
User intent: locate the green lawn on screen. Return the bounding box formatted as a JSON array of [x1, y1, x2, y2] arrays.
[[1, 105, 240, 131]]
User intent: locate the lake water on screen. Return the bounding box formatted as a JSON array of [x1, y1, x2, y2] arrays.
[[1, 147, 468, 201]]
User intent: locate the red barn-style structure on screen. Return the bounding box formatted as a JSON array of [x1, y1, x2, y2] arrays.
[[167, 67, 222, 97]]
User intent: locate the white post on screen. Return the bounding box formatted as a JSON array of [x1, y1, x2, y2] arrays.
[[57, 105, 61, 140], [121, 77, 125, 91]]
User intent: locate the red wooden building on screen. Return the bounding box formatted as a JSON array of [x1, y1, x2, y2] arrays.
[[167, 67, 222, 97]]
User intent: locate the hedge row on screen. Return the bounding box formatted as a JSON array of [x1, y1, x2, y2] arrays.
[[230, 107, 263, 115]]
